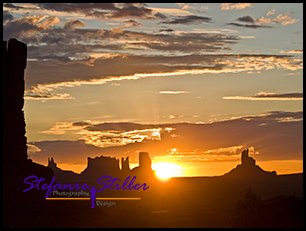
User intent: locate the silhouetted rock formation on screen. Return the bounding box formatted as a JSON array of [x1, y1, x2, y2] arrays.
[[48, 157, 57, 168], [3, 39, 27, 163], [48, 152, 155, 185], [130, 152, 154, 179], [81, 155, 121, 177], [48, 155, 125, 185], [223, 149, 276, 178], [3, 39, 53, 209], [131, 152, 152, 172], [241, 149, 256, 166], [139, 152, 152, 170], [121, 156, 130, 172], [47, 157, 80, 184]]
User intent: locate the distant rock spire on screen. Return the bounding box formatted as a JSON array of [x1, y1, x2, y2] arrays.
[[48, 157, 57, 168], [223, 149, 277, 178], [121, 156, 130, 171], [241, 149, 256, 166]]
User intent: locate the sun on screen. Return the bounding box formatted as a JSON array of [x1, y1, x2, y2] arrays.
[[152, 162, 184, 180]]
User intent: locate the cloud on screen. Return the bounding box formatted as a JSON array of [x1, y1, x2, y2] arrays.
[[169, 115, 184, 119], [220, 3, 252, 10], [28, 3, 163, 20], [160, 15, 212, 25], [280, 50, 303, 54], [158, 29, 175, 33], [236, 15, 255, 24], [3, 3, 40, 11], [149, 7, 192, 17], [5, 19, 240, 53], [3, 10, 14, 22], [63, 19, 86, 31], [226, 14, 273, 29], [30, 111, 303, 171], [159, 91, 189, 94], [175, 3, 196, 11], [39, 121, 174, 148], [3, 15, 60, 41], [121, 19, 143, 28], [85, 122, 164, 132], [227, 11, 300, 29], [24, 53, 302, 97], [226, 22, 273, 29], [256, 16, 272, 24], [27, 144, 42, 155], [266, 9, 276, 17], [24, 92, 74, 101], [223, 92, 303, 101], [3, 10, 301, 99], [203, 146, 248, 155], [255, 12, 299, 26], [274, 12, 300, 25]]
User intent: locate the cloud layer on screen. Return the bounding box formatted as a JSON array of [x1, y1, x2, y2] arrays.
[[160, 15, 212, 25], [3, 3, 303, 100], [29, 111, 303, 170], [22, 52, 302, 100], [226, 11, 300, 29], [223, 92, 303, 101], [4, 3, 165, 20]]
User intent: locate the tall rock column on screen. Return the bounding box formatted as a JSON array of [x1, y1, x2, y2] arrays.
[[139, 152, 152, 170], [3, 39, 28, 163], [3, 39, 53, 211]]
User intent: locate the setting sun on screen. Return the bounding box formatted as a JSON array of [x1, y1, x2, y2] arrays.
[[152, 162, 184, 179]]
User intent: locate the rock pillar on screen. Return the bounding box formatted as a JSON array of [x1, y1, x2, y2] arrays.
[[3, 38, 28, 163], [139, 152, 152, 170]]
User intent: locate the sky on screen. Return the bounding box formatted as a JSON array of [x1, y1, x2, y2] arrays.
[[3, 3, 303, 176]]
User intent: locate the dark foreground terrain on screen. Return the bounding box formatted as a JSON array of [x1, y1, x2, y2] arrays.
[[4, 172, 303, 228]]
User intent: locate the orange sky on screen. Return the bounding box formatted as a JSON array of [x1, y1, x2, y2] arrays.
[[4, 3, 302, 176]]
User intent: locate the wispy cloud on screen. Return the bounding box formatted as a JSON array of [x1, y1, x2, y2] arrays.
[[280, 50, 303, 54], [3, 6, 302, 99], [39, 121, 174, 148], [274, 12, 300, 25], [149, 7, 192, 16], [4, 3, 165, 20], [160, 15, 212, 25], [169, 115, 184, 119], [266, 9, 276, 17], [23, 53, 302, 101], [24, 92, 74, 101], [226, 22, 272, 29], [226, 11, 300, 29], [227, 14, 273, 29], [223, 92, 303, 101], [159, 91, 189, 94], [220, 3, 252, 10]]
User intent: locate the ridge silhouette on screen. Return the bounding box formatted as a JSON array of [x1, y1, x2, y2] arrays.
[[47, 151, 155, 186], [47, 149, 276, 184], [222, 148, 277, 178]]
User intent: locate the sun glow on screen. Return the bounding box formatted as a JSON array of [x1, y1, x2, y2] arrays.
[[152, 162, 184, 179]]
